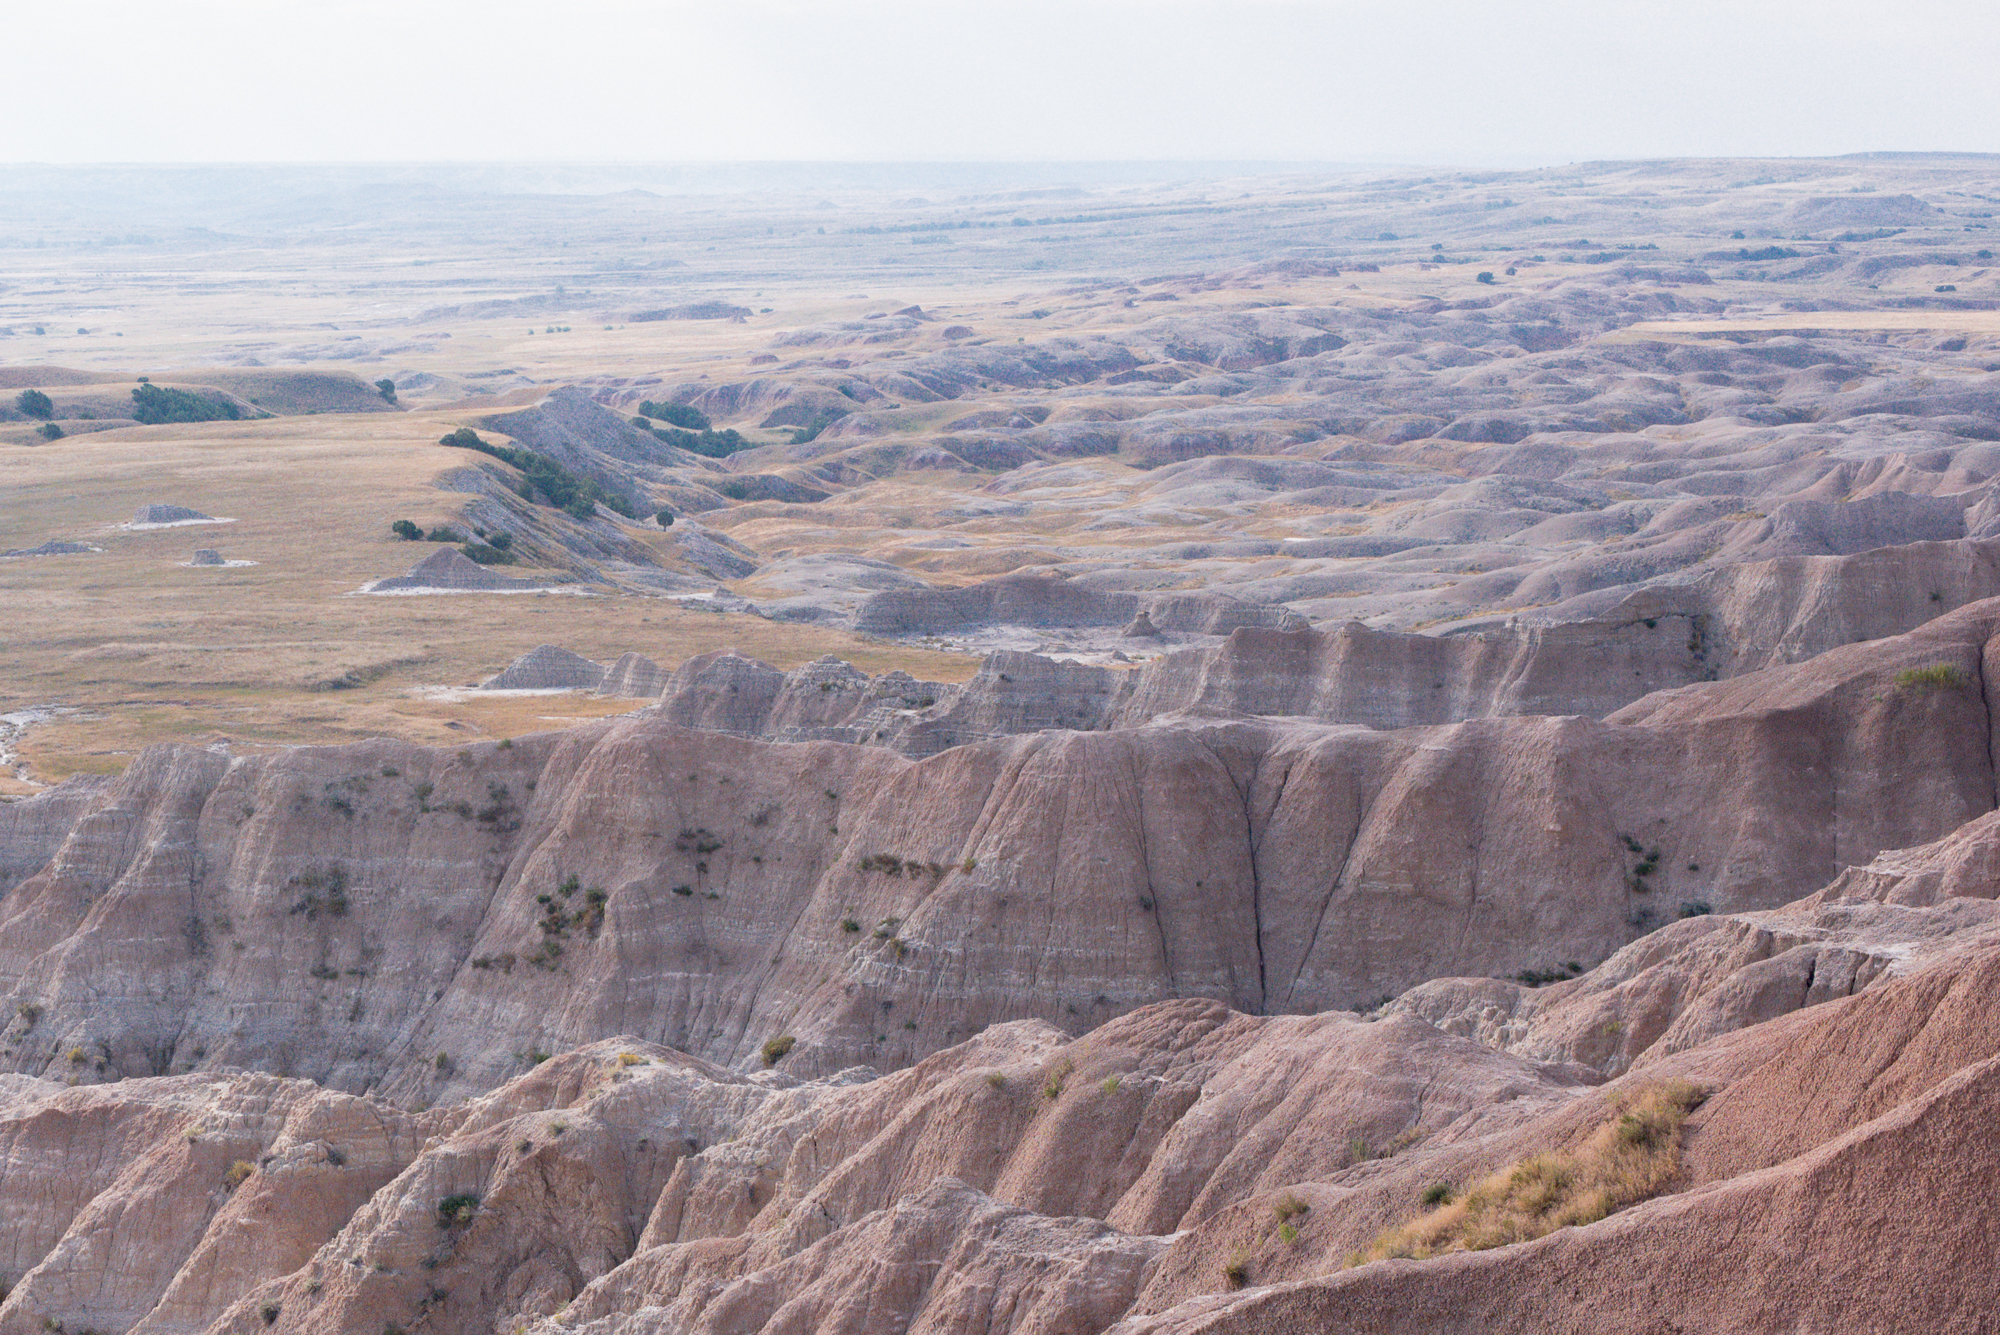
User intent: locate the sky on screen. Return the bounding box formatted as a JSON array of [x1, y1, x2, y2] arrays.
[[6, 0, 1998, 166]]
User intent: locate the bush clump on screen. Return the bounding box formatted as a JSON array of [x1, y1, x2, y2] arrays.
[[435, 1193, 480, 1229], [15, 388, 53, 419], [761, 1035, 796, 1066], [390, 519, 424, 541]]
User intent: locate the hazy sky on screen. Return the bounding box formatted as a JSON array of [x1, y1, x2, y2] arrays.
[[7, 0, 1997, 165]]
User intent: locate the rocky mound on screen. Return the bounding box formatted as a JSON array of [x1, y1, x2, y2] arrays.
[[366, 548, 553, 593], [854, 573, 1307, 638], [189, 548, 226, 566], [482, 645, 609, 691], [0, 540, 99, 559], [128, 504, 225, 527], [597, 651, 671, 698]]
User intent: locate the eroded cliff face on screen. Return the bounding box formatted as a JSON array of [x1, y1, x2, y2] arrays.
[[6, 602, 2000, 1335], [10, 845, 2000, 1335], [3, 600, 1998, 1106]]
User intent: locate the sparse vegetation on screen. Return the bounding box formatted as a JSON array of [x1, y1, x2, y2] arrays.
[[761, 1034, 796, 1066], [224, 1159, 255, 1190], [437, 427, 638, 520], [1042, 1058, 1073, 1100], [1353, 1081, 1705, 1264], [1896, 663, 1970, 692]]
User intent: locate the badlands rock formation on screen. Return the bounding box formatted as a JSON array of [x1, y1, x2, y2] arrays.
[[11, 155, 2000, 1335], [3, 602, 1994, 1105]]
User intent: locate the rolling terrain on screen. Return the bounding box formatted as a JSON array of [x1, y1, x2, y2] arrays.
[[3, 155, 2000, 1334]]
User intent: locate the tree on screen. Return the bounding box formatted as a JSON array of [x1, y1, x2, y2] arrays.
[[15, 389, 52, 419], [390, 519, 423, 540], [1476, 272, 1496, 284], [38, 422, 62, 441], [374, 378, 398, 404]]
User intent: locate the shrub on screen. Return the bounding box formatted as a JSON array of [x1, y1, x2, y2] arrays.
[[761, 1035, 796, 1066], [1222, 1248, 1250, 1289], [15, 388, 53, 419], [435, 1193, 480, 1229], [260, 1305, 280, 1326], [1678, 900, 1713, 919], [224, 1159, 255, 1190], [985, 1071, 1008, 1090], [1273, 1193, 1310, 1221], [460, 542, 517, 565], [1100, 1075, 1122, 1094], [1476, 271, 1495, 284], [374, 378, 397, 404], [38, 422, 62, 441], [390, 519, 423, 540], [656, 508, 676, 527], [1420, 1182, 1453, 1207], [1042, 1058, 1073, 1100], [1354, 1081, 1704, 1264]]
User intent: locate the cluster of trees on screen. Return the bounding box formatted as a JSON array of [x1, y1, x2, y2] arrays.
[[374, 379, 398, 404], [15, 389, 53, 419], [633, 400, 759, 457], [637, 400, 710, 430], [437, 427, 638, 521], [131, 383, 242, 425], [786, 409, 848, 445]]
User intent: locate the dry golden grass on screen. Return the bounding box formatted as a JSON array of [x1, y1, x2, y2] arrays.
[[0, 409, 975, 789], [1352, 1080, 1705, 1265]]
